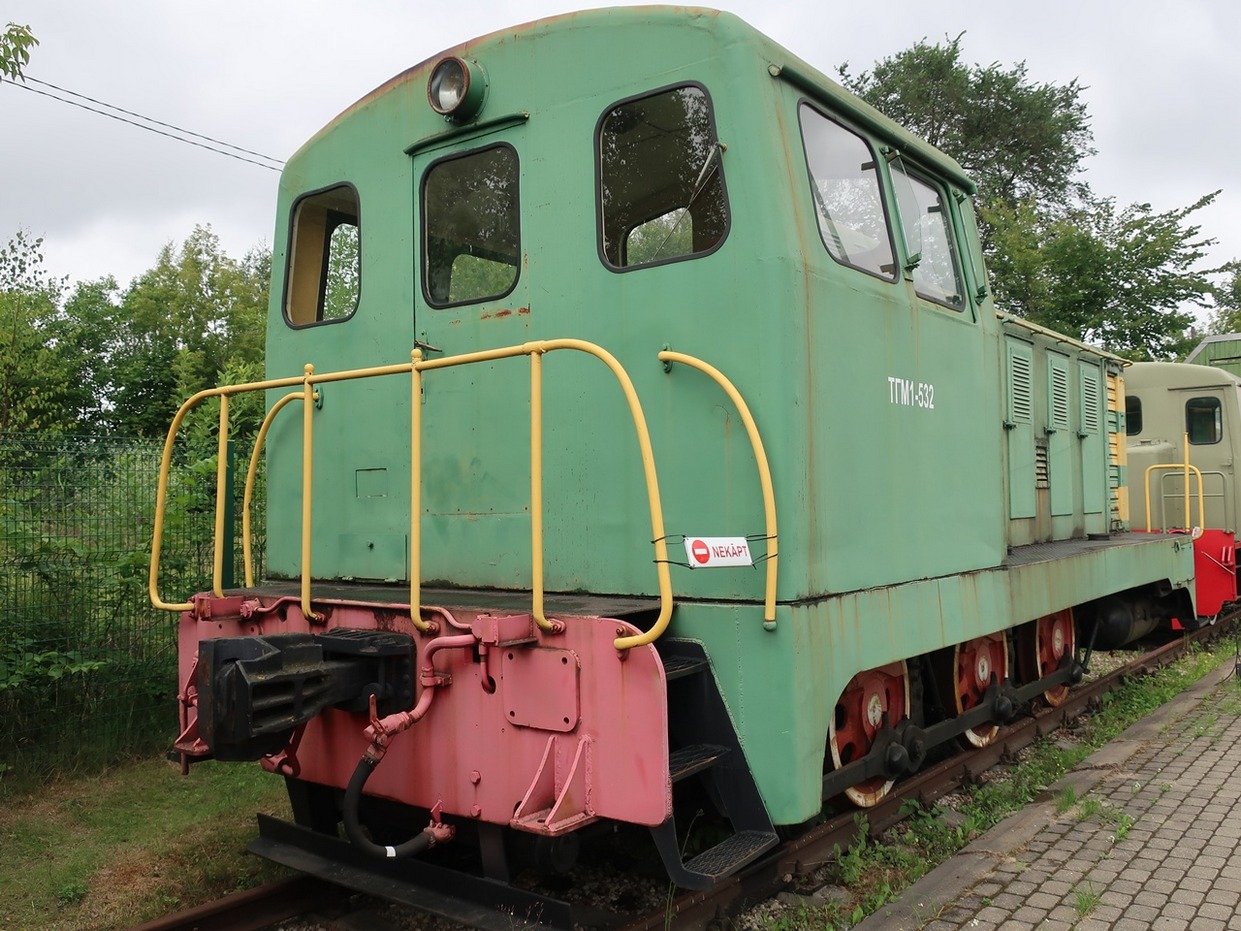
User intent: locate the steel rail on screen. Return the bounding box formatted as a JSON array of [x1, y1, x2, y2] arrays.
[[127, 875, 345, 931]]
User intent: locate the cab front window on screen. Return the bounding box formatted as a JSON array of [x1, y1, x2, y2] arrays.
[[284, 184, 360, 327]]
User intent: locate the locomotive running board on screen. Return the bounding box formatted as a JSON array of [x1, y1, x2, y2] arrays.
[[250, 814, 580, 930]]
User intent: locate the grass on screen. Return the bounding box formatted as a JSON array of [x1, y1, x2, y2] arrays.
[[0, 757, 291, 931], [1073, 882, 1101, 918]]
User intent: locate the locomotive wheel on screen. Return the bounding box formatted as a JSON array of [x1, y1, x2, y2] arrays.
[[1019, 609, 1075, 707], [829, 661, 910, 807], [951, 632, 1009, 747]]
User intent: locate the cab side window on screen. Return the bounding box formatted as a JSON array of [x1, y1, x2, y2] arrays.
[[892, 164, 965, 309], [422, 144, 520, 307], [598, 84, 729, 269], [285, 185, 360, 326], [1186, 396, 1222, 445], [1125, 396, 1143, 435], [799, 105, 895, 280]]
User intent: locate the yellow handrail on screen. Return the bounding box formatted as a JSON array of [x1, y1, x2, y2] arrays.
[[150, 372, 308, 612], [301, 366, 317, 619], [410, 339, 672, 648], [410, 352, 426, 631], [152, 339, 674, 650], [212, 394, 230, 596], [1144, 433, 1205, 532], [658, 350, 779, 629], [243, 392, 305, 587]]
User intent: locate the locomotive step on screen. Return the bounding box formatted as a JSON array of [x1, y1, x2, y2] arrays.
[[682, 829, 779, 882], [651, 817, 779, 889], [669, 743, 730, 782], [661, 654, 709, 680]]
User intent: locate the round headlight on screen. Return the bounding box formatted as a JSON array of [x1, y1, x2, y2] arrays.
[[428, 57, 487, 121]]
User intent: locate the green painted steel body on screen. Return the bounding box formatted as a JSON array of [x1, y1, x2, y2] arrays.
[[259, 8, 1193, 824]]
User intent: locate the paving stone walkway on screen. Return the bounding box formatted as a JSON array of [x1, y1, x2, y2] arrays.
[[856, 657, 1241, 930]]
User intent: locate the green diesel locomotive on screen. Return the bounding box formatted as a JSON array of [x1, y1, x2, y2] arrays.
[[152, 7, 1195, 920]]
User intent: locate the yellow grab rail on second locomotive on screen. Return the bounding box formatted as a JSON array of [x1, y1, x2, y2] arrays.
[[1143, 432, 1206, 533]]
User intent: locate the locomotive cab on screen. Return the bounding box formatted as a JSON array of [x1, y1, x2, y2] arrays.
[[1125, 360, 1240, 620]]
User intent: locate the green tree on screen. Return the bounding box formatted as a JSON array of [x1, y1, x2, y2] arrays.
[[0, 232, 77, 434], [110, 227, 268, 437], [56, 277, 125, 431], [1206, 265, 1241, 334], [985, 194, 1220, 360], [839, 34, 1226, 360], [0, 23, 36, 81], [838, 34, 1093, 217]]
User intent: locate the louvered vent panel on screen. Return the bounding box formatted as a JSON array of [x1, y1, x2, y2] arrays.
[[1035, 444, 1050, 488], [1082, 371, 1101, 434], [1050, 363, 1070, 431], [1010, 351, 1033, 423]]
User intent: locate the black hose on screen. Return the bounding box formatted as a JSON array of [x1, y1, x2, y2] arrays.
[[343, 755, 435, 859]]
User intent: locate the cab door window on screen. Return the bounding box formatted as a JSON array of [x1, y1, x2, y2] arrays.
[[1187, 396, 1222, 444], [422, 144, 520, 307]]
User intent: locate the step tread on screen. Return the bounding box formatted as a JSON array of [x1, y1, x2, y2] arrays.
[[668, 743, 729, 782], [661, 655, 709, 680], [683, 830, 779, 880]]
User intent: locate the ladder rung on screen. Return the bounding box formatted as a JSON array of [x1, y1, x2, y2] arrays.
[[669, 743, 728, 782], [662, 655, 708, 680]]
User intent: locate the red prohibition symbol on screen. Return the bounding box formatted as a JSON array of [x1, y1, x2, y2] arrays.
[[691, 539, 711, 565]]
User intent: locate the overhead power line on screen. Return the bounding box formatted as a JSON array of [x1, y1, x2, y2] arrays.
[[6, 75, 285, 172]]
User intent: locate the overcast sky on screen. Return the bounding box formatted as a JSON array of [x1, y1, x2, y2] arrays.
[[3, 0, 1237, 306]]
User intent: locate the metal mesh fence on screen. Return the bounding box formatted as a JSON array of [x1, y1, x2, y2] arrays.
[[0, 435, 263, 781]]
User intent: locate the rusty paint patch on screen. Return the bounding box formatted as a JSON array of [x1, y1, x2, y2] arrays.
[[481, 309, 514, 320], [374, 609, 402, 632], [517, 306, 530, 315]]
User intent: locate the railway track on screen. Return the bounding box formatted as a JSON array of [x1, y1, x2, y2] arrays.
[[135, 621, 1235, 931], [126, 876, 348, 931]]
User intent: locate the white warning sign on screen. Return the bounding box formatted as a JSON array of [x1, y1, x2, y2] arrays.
[[683, 536, 753, 569]]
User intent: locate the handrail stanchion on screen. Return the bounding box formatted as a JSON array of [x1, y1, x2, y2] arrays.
[[211, 394, 232, 596], [301, 365, 317, 621], [1183, 433, 1192, 530], [530, 349, 554, 631], [410, 350, 430, 632]]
